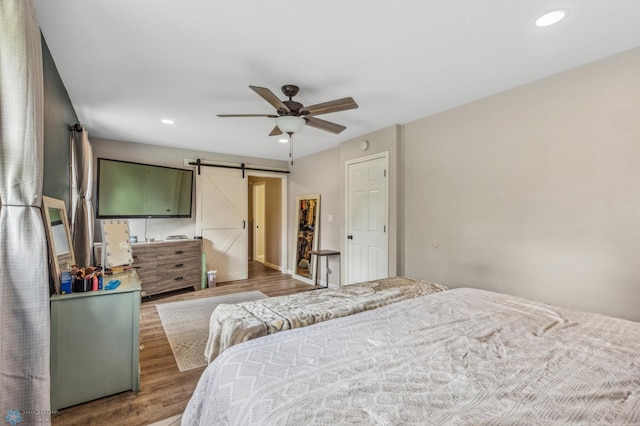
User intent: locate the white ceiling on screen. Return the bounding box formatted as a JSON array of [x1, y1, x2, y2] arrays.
[[34, 1, 640, 162]]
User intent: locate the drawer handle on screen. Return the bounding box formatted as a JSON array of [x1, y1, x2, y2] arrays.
[[175, 250, 184, 254], [133, 255, 138, 259], [175, 276, 184, 281], [174, 263, 184, 268]]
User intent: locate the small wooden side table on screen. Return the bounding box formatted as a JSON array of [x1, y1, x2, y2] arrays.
[[309, 249, 340, 288]]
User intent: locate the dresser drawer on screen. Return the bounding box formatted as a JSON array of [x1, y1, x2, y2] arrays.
[[156, 241, 200, 262], [132, 246, 157, 264], [156, 269, 200, 292], [158, 258, 199, 274]]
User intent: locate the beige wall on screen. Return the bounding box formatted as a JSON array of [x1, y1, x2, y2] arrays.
[[288, 148, 341, 283], [288, 124, 400, 285], [264, 177, 282, 267], [403, 47, 640, 321]]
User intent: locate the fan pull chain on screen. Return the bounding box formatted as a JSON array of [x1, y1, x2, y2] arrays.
[[288, 132, 294, 165]]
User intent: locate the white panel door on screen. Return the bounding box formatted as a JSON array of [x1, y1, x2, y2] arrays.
[[346, 155, 388, 284], [196, 167, 248, 282]]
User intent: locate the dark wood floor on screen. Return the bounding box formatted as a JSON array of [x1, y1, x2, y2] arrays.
[[51, 262, 318, 426]]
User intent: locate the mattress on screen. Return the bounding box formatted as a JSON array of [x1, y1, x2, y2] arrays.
[[185, 288, 640, 425], [204, 276, 447, 362]]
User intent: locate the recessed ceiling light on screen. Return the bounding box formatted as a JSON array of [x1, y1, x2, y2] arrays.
[[161, 119, 175, 125], [535, 9, 569, 27], [278, 138, 289, 144]]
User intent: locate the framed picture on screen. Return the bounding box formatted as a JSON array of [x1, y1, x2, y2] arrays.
[[292, 194, 320, 284]]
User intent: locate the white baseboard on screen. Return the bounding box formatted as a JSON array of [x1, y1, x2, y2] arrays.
[[316, 279, 339, 288], [263, 261, 281, 272]]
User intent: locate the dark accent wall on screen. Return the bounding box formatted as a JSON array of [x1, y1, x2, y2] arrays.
[[42, 34, 78, 214]]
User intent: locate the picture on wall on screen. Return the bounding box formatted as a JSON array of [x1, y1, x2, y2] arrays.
[[293, 194, 320, 283]]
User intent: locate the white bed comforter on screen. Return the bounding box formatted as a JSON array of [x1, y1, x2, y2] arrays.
[[183, 288, 640, 425]]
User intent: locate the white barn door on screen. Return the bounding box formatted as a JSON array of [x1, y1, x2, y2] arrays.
[[196, 166, 248, 282], [346, 153, 389, 284]]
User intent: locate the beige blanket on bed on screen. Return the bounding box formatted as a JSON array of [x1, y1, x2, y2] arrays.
[[204, 276, 447, 362]]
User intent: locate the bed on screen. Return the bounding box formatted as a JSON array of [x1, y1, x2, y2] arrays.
[[204, 276, 447, 362], [184, 288, 640, 425]]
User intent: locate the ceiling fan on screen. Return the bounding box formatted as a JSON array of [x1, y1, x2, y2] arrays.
[[217, 84, 358, 137]]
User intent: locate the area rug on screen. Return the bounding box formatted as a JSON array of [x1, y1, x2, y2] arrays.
[[156, 291, 267, 371]]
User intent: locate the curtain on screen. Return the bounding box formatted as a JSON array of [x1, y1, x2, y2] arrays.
[[70, 128, 94, 266], [0, 0, 51, 423]]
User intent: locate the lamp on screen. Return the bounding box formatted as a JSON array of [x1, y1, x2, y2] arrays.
[[274, 115, 305, 134], [274, 116, 305, 166]]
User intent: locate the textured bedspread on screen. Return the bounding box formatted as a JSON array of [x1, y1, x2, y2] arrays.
[[185, 288, 640, 425], [204, 276, 447, 362]]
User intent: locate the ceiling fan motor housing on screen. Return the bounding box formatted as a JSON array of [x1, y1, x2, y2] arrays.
[[281, 84, 299, 98], [280, 85, 304, 116], [282, 100, 304, 116]]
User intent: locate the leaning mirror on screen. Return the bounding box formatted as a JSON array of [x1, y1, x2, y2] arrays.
[[292, 193, 320, 284], [43, 196, 75, 294]]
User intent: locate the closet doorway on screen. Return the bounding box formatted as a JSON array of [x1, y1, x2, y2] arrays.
[[252, 181, 266, 264], [247, 174, 287, 275]]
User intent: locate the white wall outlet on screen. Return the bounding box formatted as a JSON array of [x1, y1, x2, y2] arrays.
[[328, 214, 334, 223]]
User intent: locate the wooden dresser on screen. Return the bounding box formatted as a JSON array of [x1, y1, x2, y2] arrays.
[[95, 239, 202, 296]]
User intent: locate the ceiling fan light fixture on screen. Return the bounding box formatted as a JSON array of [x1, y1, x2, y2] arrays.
[[275, 115, 305, 134]]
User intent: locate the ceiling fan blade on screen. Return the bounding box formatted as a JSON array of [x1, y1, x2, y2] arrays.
[[217, 114, 277, 118], [249, 86, 290, 113], [301, 97, 358, 116], [269, 126, 283, 136], [305, 117, 347, 134]]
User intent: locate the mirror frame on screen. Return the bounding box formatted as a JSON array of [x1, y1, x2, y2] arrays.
[[99, 219, 133, 268], [292, 193, 320, 284], [43, 196, 75, 294]]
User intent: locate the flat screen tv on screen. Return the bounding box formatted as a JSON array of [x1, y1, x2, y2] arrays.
[[96, 158, 193, 218]]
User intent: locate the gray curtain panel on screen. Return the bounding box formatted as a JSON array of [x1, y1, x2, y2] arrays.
[[0, 0, 51, 422], [71, 128, 94, 266]]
